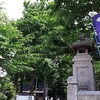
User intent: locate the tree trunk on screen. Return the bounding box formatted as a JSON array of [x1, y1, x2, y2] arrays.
[[43, 73, 48, 100], [13, 73, 19, 92], [20, 75, 24, 93], [29, 71, 35, 95]]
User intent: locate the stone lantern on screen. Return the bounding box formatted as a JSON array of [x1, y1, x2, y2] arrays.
[[70, 34, 94, 53], [70, 34, 95, 91], [67, 34, 96, 100]]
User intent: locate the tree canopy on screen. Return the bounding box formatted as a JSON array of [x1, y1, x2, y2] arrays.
[[0, 0, 100, 99]]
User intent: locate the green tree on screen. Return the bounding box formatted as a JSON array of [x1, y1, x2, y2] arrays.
[[54, 0, 100, 91], [0, 3, 19, 99], [16, 1, 73, 99]]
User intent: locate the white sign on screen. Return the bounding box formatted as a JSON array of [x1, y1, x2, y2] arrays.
[[16, 95, 34, 100]]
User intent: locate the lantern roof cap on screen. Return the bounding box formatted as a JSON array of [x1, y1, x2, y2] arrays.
[[70, 34, 94, 52]]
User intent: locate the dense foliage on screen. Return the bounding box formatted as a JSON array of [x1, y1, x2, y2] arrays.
[[0, 0, 100, 100], [54, 0, 100, 91], [16, 1, 72, 99]]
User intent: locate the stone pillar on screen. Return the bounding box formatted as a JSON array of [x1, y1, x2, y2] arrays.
[[69, 34, 95, 91], [67, 34, 96, 100], [72, 52, 95, 91], [67, 76, 78, 100]]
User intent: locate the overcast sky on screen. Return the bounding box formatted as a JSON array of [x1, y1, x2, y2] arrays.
[[0, 0, 36, 20]]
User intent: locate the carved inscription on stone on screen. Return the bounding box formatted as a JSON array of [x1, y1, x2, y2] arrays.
[[79, 67, 87, 76], [77, 66, 89, 90], [77, 66, 88, 77]]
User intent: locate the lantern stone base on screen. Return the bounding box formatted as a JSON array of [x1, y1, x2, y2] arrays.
[[67, 52, 100, 100]]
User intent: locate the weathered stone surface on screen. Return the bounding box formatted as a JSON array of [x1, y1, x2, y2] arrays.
[[67, 35, 98, 100], [70, 34, 94, 52], [67, 76, 78, 100], [77, 91, 100, 100], [67, 76, 78, 84], [72, 52, 95, 91], [72, 52, 92, 62]]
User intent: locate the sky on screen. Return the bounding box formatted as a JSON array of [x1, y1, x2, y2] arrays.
[[0, 0, 37, 20]]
